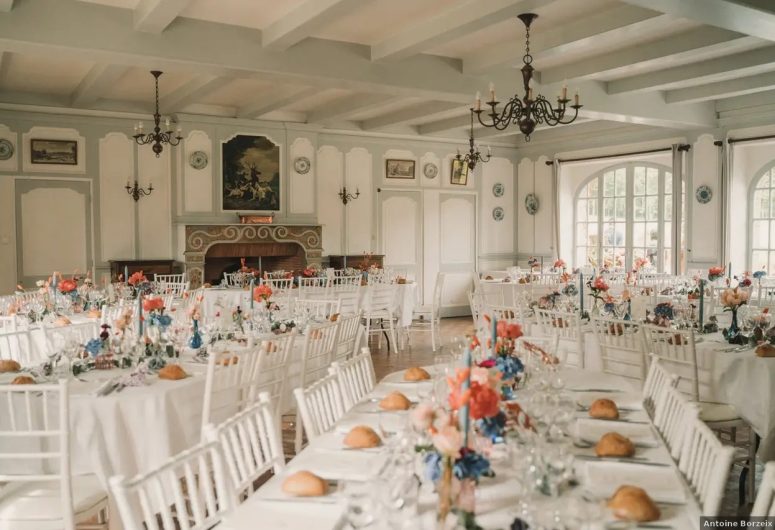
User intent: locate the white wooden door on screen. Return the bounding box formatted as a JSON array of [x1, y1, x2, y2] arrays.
[[379, 190, 422, 291], [437, 192, 476, 316]]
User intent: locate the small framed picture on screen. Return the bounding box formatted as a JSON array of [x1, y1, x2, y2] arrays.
[[30, 139, 78, 165], [385, 159, 415, 179], [450, 158, 469, 186]]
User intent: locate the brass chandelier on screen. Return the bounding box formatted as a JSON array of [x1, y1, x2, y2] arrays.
[[473, 13, 582, 141], [133, 71, 183, 157]]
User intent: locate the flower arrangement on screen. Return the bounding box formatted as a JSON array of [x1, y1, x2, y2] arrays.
[[552, 258, 566, 272], [143, 297, 172, 329], [587, 276, 609, 314], [253, 284, 273, 308], [633, 257, 649, 272], [187, 304, 203, 350], [754, 270, 767, 280], [127, 271, 147, 286], [720, 287, 748, 310], [478, 316, 524, 401], [527, 256, 540, 271], [126, 271, 152, 297], [356, 252, 381, 272], [708, 266, 725, 281]]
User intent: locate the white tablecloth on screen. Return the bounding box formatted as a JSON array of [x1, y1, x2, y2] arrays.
[[219, 367, 700, 530], [201, 283, 418, 327]]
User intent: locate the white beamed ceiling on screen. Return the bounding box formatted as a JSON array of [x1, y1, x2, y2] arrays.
[[2, 0, 775, 143]]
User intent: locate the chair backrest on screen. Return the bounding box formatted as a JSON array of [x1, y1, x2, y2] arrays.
[[298, 277, 331, 299], [678, 417, 735, 516], [0, 380, 74, 530], [109, 441, 235, 530], [364, 284, 397, 314], [431, 273, 445, 319], [101, 304, 136, 328], [334, 312, 363, 361], [367, 270, 390, 285], [641, 325, 702, 401], [336, 290, 362, 315], [653, 384, 699, 461], [265, 271, 289, 280], [514, 335, 560, 367], [43, 321, 100, 357], [255, 333, 296, 418], [293, 372, 347, 443], [262, 278, 294, 295], [330, 347, 376, 408], [534, 308, 584, 368], [222, 271, 240, 287], [203, 393, 285, 500], [0, 329, 37, 365], [157, 281, 189, 299], [332, 275, 362, 292], [642, 353, 678, 418], [751, 461, 775, 517], [201, 344, 263, 436], [293, 298, 341, 321], [590, 317, 646, 382], [154, 273, 185, 284], [300, 320, 340, 386], [467, 290, 482, 331]]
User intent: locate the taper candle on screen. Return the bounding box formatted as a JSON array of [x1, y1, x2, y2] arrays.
[[698, 279, 705, 333], [124, 265, 129, 285], [460, 345, 472, 447], [137, 294, 143, 337], [579, 272, 584, 316], [249, 277, 255, 309]]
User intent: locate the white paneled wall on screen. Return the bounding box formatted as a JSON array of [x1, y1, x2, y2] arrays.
[[182, 130, 213, 213], [381, 191, 421, 281], [137, 146, 171, 259], [289, 137, 314, 215], [316, 145, 343, 255], [344, 147, 372, 254], [99, 132, 135, 262], [689, 134, 721, 265], [480, 157, 514, 255]]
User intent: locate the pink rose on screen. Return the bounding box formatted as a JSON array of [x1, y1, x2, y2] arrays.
[[470, 366, 491, 386], [409, 402, 435, 432], [432, 425, 462, 458]]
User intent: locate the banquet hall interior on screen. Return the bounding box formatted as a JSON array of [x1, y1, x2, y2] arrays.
[[3, 0, 775, 528]]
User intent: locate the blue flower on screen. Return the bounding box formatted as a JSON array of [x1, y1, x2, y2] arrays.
[[423, 451, 442, 483], [496, 355, 524, 380], [754, 270, 766, 279], [85, 338, 102, 357], [477, 411, 507, 441], [653, 302, 673, 320], [500, 385, 514, 401], [453, 449, 493, 483], [562, 284, 577, 296]]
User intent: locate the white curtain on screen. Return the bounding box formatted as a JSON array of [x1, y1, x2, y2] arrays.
[[551, 158, 561, 260], [720, 139, 732, 267]]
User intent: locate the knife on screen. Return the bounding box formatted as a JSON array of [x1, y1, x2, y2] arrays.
[[569, 388, 622, 393], [576, 455, 670, 467]]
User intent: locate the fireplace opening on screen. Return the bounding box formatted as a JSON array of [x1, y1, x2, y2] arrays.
[[204, 242, 306, 285]]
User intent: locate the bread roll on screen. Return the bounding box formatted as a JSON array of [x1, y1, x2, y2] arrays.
[[11, 375, 35, 385], [86, 309, 102, 319], [379, 391, 411, 411], [0, 359, 21, 373], [589, 398, 619, 420], [595, 432, 635, 457], [343, 425, 381, 449], [607, 323, 624, 336], [158, 364, 187, 380], [216, 355, 239, 366], [608, 485, 661, 522], [403, 367, 431, 382], [54, 316, 71, 327], [281, 471, 328, 497], [329, 313, 340, 322], [756, 343, 775, 358]]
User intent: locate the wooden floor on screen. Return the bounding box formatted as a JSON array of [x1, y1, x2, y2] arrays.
[[286, 315, 758, 516]]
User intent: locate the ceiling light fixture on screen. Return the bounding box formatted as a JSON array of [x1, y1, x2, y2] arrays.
[[456, 110, 491, 172], [133, 70, 183, 157], [473, 14, 582, 141]]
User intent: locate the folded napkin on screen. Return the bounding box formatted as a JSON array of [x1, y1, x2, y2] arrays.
[[581, 461, 686, 503], [573, 418, 656, 445], [221, 499, 342, 530]]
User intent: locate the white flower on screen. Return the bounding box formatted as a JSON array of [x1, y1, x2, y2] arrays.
[[36, 280, 44, 287], [279, 323, 287, 332]]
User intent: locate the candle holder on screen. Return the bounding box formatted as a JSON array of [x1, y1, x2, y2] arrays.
[[125, 179, 154, 201]]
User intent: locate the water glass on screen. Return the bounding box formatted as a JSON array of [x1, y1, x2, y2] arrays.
[[340, 480, 377, 529]]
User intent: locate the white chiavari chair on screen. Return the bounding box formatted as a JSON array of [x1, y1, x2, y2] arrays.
[[514, 335, 560, 366], [401, 272, 444, 352], [0, 315, 16, 333], [154, 273, 185, 284], [109, 441, 235, 530], [201, 344, 263, 438], [468, 290, 484, 333], [0, 380, 108, 530], [255, 332, 296, 419], [642, 353, 678, 419], [534, 309, 584, 368], [0, 329, 37, 366], [336, 289, 362, 315], [293, 298, 341, 321], [295, 320, 340, 452], [678, 417, 735, 516], [653, 384, 699, 461], [332, 274, 362, 292], [298, 277, 331, 300], [42, 321, 100, 356], [293, 372, 347, 447], [362, 284, 398, 353], [264, 271, 289, 280], [222, 272, 240, 287], [101, 304, 135, 328], [751, 461, 775, 517], [330, 347, 376, 409], [261, 278, 294, 308], [367, 270, 390, 285], [478, 282, 505, 306], [334, 312, 363, 361], [590, 317, 646, 383], [157, 280, 189, 299], [203, 393, 285, 500]]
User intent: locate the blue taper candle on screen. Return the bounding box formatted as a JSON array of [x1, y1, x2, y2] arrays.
[[124, 265, 129, 285], [698, 279, 705, 333], [579, 272, 584, 316], [460, 345, 472, 447], [249, 277, 254, 309], [137, 294, 143, 337], [491, 315, 498, 356]]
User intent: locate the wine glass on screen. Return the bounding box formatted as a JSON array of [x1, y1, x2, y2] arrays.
[[339, 480, 376, 529]]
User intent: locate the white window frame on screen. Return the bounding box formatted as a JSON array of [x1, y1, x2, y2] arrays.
[[747, 161, 775, 273]]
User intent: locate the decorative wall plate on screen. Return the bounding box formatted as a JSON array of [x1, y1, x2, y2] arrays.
[[0, 139, 14, 161], [492, 182, 505, 197], [492, 206, 505, 221], [189, 151, 208, 170], [423, 162, 438, 179], [695, 185, 712, 204], [525, 193, 539, 215], [294, 156, 311, 174]]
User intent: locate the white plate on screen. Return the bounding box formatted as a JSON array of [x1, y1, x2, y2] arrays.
[[581, 460, 687, 504], [573, 418, 657, 445]]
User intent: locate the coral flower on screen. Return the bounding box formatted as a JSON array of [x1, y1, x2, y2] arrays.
[[253, 284, 273, 301], [468, 382, 500, 420], [58, 278, 77, 293], [143, 297, 165, 312], [592, 277, 609, 291], [128, 271, 147, 286], [496, 321, 523, 340], [447, 369, 471, 411]]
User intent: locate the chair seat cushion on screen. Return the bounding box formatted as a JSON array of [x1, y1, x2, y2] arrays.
[[0, 474, 106, 530], [698, 401, 741, 423]]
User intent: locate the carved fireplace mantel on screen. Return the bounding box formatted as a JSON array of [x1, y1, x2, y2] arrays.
[[184, 224, 322, 287]]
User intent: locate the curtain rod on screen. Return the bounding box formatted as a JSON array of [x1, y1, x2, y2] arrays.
[[715, 134, 775, 146], [544, 144, 690, 165]]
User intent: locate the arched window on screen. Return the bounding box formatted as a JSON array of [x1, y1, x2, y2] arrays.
[[575, 162, 681, 273], [750, 163, 775, 273]]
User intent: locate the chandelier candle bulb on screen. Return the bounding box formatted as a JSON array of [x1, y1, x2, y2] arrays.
[[475, 91, 481, 111], [165, 117, 170, 130], [489, 82, 495, 102], [562, 84, 567, 100], [574, 92, 579, 106]]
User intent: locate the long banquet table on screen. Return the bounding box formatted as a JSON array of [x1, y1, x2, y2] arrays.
[[219, 366, 701, 530]]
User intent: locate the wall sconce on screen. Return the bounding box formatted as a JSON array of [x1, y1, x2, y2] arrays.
[[338, 186, 360, 205], [126, 179, 154, 201]]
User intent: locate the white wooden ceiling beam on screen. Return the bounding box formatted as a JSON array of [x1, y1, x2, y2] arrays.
[[262, 0, 371, 51], [134, 0, 192, 34], [371, 0, 549, 62], [607, 44, 775, 94], [361, 101, 463, 130], [159, 75, 232, 112], [70, 63, 129, 107], [237, 87, 317, 119], [306, 94, 403, 124], [417, 114, 472, 136], [665, 70, 775, 103], [539, 27, 755, 84], [0, 0, 16, 12], [0, 51, 11, 86], [620, 0, 775, 42], [463, 4, 669, 75]]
